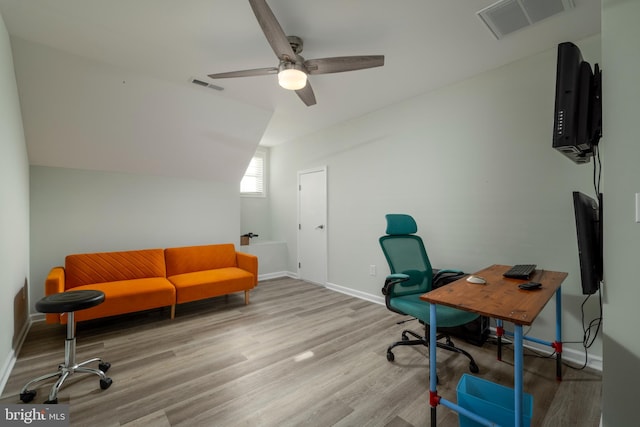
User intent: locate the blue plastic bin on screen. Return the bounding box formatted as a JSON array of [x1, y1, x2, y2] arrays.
[[456, 374, 533, 427]]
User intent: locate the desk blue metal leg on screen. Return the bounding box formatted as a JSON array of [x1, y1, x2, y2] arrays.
[[429, 303, 501, 427], [429, 303, 438, 427], [555, 287, 563, 380], [496, 318, 504, 361], [514, 324, 524, 427]]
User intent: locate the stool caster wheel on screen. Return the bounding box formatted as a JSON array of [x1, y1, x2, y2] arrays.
[[100, 378, 113, 390], [469, 362, 479, 373], [99, 362, 111, 373], [44, 398, 58, 404], [386, 351, 395, 362], [19, 390, 36, 403]]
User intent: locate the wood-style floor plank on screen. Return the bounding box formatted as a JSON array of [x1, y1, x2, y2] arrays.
[[0, 278, 601, 426]]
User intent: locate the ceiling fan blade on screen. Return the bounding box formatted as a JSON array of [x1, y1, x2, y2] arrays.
[[208, 67, 278, 79], [305, 55, 385, 75], [249, 0, 296, 61], [296, 82, 317, 106]]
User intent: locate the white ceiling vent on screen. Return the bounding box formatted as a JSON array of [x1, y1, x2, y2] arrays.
[[477, 0, 575, 39], [190, 77, 224, 91]]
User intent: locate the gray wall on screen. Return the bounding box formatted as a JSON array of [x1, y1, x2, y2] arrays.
[[270, 37, 602, 364], [601, 0, 640, 425], [30, 165, 241, 310], [0, 10, 30, 391], [240, 147, 272, 242]]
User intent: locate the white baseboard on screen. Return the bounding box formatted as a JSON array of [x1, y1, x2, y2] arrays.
[[258, 271, 298, 281], [0, 350, 17, 397], [0, 316, 32, 396], [325, 281, 385, 305]]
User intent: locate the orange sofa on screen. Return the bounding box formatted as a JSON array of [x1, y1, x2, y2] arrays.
[[44, 243, 258, 324]]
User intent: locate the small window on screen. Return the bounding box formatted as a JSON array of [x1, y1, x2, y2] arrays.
[[241, 150, 267, 197]]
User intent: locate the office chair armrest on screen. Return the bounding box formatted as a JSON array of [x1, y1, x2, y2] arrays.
[[382, 274, 410, 295], [433, 269, 465, 288]]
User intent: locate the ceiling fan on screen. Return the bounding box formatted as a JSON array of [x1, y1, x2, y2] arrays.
[[208, 0, 384, 106]]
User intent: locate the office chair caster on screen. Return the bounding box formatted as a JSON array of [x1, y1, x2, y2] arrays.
[[469, 361, 479, 373], [23, 377, 113, 405], [19, 390, 36, 403], [387, 351, 395, 362]]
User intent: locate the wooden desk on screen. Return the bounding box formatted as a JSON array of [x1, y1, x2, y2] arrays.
[[421, 264, 568, 427]]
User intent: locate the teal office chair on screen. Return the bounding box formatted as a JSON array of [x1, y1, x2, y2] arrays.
[[379, 214, 479, 373]]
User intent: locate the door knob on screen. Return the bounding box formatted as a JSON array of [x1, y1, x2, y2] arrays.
[[316, 225, 324, 229]]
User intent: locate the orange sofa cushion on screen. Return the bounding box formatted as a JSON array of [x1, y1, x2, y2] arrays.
[[62, 278, 176, 323], [165, 243, 257, 304], [164, 243, 238, 276], [65, 249, 166, 288], [168, 268, 255, 304]]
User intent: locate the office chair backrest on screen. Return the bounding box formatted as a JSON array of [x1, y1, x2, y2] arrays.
[[379, 214, 434, 295]]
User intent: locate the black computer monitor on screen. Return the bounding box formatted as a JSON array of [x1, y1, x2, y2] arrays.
[[572, 191, 603, 295]]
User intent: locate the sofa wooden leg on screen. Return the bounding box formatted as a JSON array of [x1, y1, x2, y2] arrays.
[[244, 290, 250, 305], [170, 305, 175, 319]]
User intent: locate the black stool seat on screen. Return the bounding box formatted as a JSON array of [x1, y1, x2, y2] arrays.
[[19, 289, 112, 404], [36, 290, 105, 314]]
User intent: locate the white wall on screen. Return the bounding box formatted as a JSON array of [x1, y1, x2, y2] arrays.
[[29, 165, 241, 311], [0, 10, 30, 392], [270, 36, 602, 364], [601, 0, 640, 425]]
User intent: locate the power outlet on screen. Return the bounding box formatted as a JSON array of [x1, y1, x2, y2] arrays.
[[369, 265, 376, 276]]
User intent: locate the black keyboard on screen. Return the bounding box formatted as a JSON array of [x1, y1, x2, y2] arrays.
[[503, 264, 537, 279]]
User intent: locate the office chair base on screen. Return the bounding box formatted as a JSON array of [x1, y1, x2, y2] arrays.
[[386, 329, 479, 374], [19, 357, 112, 403], [21, 291, 113, 404]]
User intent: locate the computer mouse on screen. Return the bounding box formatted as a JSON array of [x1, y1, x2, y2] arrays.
[[518, 281, 542, 290], [466, 275, 486, 285]]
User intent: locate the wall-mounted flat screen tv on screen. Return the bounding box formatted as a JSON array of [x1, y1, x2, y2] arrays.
[[553, 42, 602, 164]]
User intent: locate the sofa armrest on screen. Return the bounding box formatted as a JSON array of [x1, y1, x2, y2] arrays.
[[45, 266, 65, 295], [44, 266, 65, 324], [237, 252, 258, 285]]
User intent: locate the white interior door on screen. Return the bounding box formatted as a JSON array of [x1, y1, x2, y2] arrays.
[[298, 167, 327, 285]]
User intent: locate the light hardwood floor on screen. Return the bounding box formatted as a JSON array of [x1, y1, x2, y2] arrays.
[[1, 278, 602, 426]]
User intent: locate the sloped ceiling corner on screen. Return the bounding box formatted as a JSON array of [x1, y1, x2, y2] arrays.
[[12, 37, 273, 182]]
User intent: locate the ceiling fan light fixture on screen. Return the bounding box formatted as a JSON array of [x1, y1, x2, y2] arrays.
[[278, 64, 307, 90]]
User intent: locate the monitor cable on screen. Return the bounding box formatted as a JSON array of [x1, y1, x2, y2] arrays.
[[563, 284, 603, 371]]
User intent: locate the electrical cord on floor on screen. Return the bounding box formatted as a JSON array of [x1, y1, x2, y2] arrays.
[[486, 334, 557, 360], [487, 286, 603, 371], [562, 286, 603, 370]]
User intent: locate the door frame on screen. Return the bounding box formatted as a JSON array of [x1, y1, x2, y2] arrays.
[[297, 166, 328, 285]]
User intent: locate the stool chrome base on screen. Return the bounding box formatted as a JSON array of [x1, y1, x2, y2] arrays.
[[19, 311, 113, 404]]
